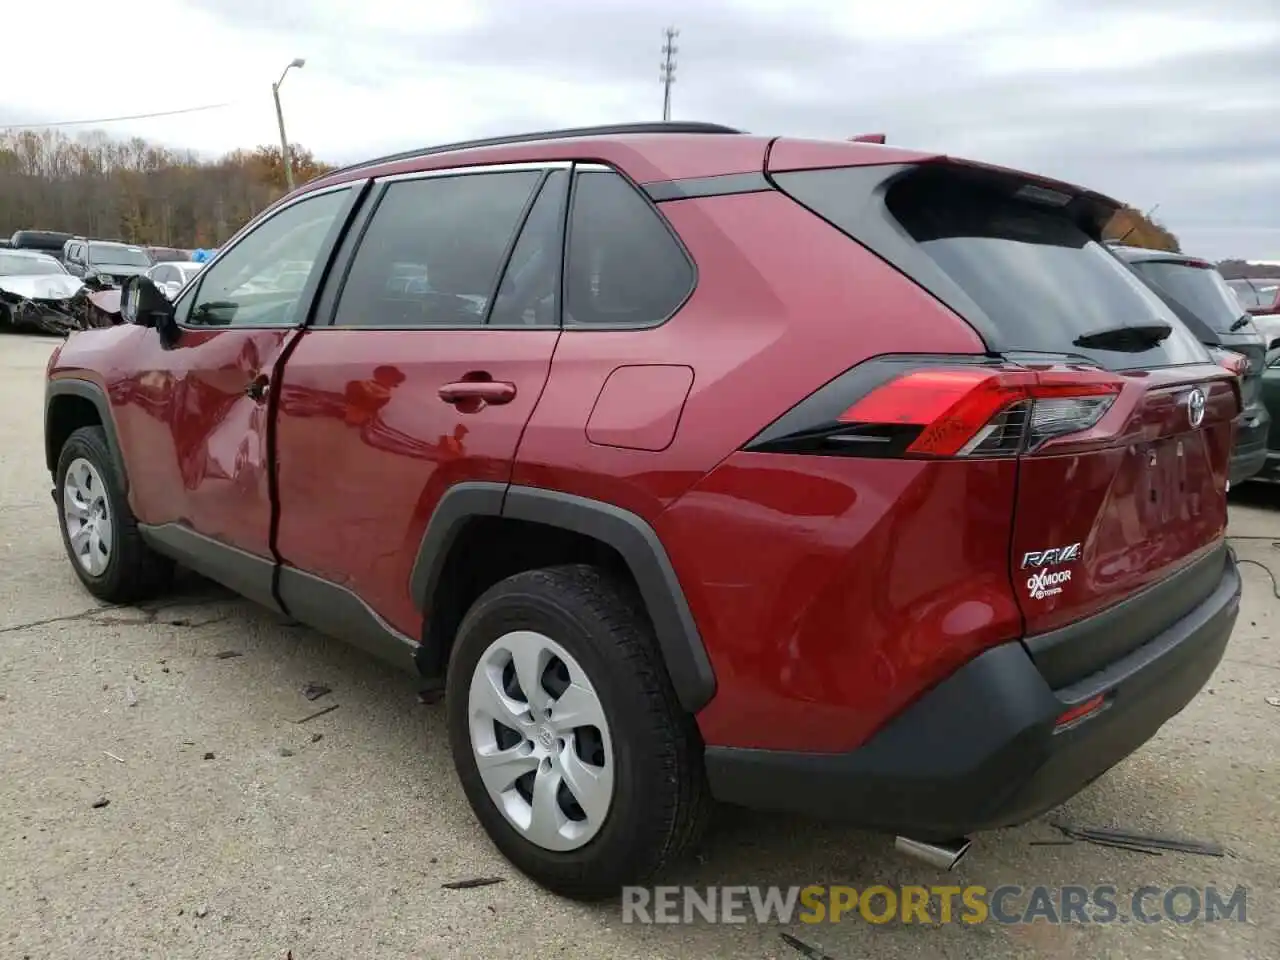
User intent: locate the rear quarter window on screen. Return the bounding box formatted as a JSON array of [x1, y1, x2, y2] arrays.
[[564, 168, 693, 328]]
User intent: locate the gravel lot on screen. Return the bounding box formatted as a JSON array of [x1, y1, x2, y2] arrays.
[[2, 332, 1278, 959]]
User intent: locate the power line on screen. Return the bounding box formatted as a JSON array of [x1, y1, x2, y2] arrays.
[[660, 26, 679, 122], [0, 101, 238, 132]]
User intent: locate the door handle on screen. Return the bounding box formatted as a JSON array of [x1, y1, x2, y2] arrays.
[[245, 375, 270, 401], [438, 380, 516, 407]]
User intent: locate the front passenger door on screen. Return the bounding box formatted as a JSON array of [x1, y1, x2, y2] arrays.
[[111, 185, 361, 604]]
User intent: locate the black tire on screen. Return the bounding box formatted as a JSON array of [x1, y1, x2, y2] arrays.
[[55, 425, 174, 603], [446, 564, 711, 900]]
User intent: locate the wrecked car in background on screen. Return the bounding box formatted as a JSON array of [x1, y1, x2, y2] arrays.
[[0, 250, 119, 335]]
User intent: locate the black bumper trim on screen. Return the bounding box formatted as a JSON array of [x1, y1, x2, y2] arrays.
[[704, 552, 1240, 839], [1024, 544, 1226, 689]]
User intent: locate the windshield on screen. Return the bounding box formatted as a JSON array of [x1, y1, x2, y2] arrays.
[[1130, 261, 1246, 333], [0, 253, 67, 276], [174, 263, 202, 280], [89, 244, 152, 268]]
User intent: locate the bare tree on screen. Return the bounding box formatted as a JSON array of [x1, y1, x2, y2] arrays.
[[0, 127, 334, 246]]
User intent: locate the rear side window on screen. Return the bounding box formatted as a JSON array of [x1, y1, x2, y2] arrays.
[[334, 170, 541, 328], [1129, 261, 1249, 334], [565, 169, 693, 327], [488, 170, 568, 327], [777, 166, 1207, 370]]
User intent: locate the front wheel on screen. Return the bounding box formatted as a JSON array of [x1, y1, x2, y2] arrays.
[[55, 425, 173, 603], [446, 564, 710, 900]]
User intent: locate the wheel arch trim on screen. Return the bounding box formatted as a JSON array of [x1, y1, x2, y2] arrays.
[[411, 482, 717, 712], [45, 378, 129, 492]]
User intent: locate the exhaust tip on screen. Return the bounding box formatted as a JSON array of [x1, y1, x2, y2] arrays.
[[894, 835, 972, 871]]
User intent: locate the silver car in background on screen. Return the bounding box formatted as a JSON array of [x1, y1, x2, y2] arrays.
[[145, 260, 204, 300]]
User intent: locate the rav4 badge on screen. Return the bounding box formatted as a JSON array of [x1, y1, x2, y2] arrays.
[[1020, 542, 1081, 569]]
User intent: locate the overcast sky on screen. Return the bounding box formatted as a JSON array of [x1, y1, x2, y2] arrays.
[[4, 0, 1277, 259]]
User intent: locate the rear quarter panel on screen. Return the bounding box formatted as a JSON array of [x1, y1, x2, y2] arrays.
[[511, 189, 987, 520], [513, 188, 996, 751]]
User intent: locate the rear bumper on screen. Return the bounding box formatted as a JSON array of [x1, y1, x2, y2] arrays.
[[704, 551, 1240, 839]]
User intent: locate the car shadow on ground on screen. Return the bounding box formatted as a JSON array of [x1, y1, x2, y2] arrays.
[[1229, 481, 1280, 512]]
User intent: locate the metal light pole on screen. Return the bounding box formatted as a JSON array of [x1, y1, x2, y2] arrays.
[[272, 57, 306, 192], [660, 27, 678, 121]]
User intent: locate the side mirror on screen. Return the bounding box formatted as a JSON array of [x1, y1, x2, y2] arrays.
[[1269, 337, 1280, 352], [120, 275, 179, 345]]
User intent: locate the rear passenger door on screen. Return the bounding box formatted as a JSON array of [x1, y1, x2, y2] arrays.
[[272, 163, 570, 649]]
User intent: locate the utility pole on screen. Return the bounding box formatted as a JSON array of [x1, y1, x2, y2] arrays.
[[660, 27, 679, 122], [272, 57, 306, 192]]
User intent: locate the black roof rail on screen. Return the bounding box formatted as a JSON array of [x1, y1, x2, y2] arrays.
[[310, 121, 745, 184]]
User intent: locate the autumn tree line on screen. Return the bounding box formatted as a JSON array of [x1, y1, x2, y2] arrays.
[[0, 126, 1195, 255], [0, 128, 333, 248]]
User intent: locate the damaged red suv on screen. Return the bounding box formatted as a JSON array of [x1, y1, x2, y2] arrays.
[[43, 122, 1241, 899]]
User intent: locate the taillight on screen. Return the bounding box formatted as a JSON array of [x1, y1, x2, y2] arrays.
[[745, 357, 1123, 460], [1207, 346, 1249, 378]]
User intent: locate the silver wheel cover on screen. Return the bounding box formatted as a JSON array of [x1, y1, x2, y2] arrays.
[[467, 630, 615, 851], [62, 458, 113, 577]]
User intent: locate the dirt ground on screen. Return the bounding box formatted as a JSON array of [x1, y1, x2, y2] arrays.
[[2, 332, 1277, 959]]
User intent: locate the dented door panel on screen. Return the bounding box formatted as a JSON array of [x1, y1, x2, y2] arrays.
[[111, 326, 298, 557]]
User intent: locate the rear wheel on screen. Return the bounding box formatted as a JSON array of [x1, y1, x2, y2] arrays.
[[55, 425, 173, 603], [446, 564, 710, 900]]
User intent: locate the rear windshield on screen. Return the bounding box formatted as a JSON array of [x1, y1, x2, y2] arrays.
[[1129, 260, 1248, 334], [776, 166, 1207, 370], [1230, 279, 1280, 311]]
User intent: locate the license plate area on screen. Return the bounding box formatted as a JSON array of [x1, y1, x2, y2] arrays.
[[1141, 436, 1190, 528]]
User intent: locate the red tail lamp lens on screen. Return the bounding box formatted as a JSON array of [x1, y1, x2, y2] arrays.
[[1208, 347, 1249, 378], [839, 368, 1122, 457]]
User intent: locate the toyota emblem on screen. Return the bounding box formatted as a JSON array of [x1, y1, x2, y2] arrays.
[[1187, 387, 1206, 428]]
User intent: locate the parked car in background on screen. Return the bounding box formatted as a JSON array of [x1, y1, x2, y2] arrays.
[[61, 239, 153, 286], [10, 230, 74, 258], [1228, 277, 1280, 318], [145, 260, 202, 299], [0, 250, 84, 332], [1253, 339, 1280, 480], [44, 122, 1241, 899], [1110, 245, 1269, 485], [146, 246, 194, 264]]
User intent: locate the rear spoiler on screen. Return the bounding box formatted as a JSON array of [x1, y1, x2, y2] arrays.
[[768, 137, 1123, 236]]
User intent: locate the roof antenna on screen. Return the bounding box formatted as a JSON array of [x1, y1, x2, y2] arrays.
[[1115, 202, 1160, 245]]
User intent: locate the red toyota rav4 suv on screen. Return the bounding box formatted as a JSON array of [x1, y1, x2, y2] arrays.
[[43, 122, 1241, 899]]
